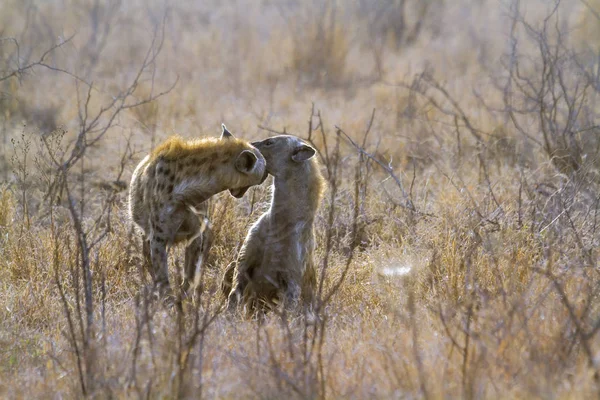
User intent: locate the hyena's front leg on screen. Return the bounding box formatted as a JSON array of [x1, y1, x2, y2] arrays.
[[183, 236, 201, 293], [226, 221, 265, 310], [183, 225, 212, 293], [283, 281, 302, 309], [301, 261, 317, 308]]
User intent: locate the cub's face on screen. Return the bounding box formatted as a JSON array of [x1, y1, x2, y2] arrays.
[[251, 135, 316, 178]]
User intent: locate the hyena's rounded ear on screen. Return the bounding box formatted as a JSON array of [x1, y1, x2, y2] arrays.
[[291, 144, 316, 162], [235, 150, 258, 173], [221, 124, 234, 139]]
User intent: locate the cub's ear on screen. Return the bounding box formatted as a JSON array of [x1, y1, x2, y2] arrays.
[[291, 144, 316, 162], [221, 124, 234, 139]]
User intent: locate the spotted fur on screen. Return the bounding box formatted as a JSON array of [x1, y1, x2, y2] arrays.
[[129, 125, 266, 295]]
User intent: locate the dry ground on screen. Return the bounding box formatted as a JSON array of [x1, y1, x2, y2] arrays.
[[1, 0, 600, 398]]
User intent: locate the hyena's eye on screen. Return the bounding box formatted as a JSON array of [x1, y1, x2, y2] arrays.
[[264, 139, 274, 147]]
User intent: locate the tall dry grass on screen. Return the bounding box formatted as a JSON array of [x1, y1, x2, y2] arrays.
[[1, 0, 600, 398]]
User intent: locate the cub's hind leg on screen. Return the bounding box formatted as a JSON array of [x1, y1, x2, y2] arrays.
[[221, 261, 236, 298]]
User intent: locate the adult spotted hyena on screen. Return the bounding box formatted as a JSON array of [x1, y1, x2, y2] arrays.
[[129, 125, 266, 295], [223, 135, 325, 311]]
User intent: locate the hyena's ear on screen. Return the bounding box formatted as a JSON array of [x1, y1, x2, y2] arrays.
[[291, 144, 316, 162], [221, 124, 234, 139]]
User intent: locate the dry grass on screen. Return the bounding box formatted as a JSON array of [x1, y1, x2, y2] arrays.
[[1, 0, 600, 398]]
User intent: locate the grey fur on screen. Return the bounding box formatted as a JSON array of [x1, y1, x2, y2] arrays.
[[224, 135, 325, 311]]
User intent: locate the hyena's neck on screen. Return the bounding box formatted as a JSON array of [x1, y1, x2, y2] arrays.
[[151, 155, 222, 209]]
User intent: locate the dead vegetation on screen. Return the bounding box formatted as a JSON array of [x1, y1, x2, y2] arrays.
[[1, 0, 600, 398]]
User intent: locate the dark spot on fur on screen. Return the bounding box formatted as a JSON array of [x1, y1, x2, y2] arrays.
[[167, 184, 173, 193], [208, 165, 216, 173], [163, 167, 170, 175], [155, 226, 163, 233], [155, 237, 163, 243]]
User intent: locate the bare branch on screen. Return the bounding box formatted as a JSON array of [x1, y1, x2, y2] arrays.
[[335, 125, 416, 213], [0, 34, 77, 83]]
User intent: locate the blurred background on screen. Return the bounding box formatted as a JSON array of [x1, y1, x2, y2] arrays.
[[0, 0, 593, 169]]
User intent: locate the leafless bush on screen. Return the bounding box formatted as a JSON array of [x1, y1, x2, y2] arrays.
[[359, 0, 438, 80], [3, 1, 600, 398], [491, 0, 600, 175], [254, 105, 435, 397], [0, 6, 181, 396], [279, 0, 350, 88]]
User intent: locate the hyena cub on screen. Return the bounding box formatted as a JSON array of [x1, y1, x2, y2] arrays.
[[223, 135, 326, 311], [129, 125, 266, 295]]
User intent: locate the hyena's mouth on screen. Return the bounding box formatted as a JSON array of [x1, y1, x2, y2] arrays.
[[229, 186, 250, 198], [260, 169, 269, 184]]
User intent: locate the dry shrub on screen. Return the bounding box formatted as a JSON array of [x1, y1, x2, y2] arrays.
[[1, 0, 600, 399], [286, 1, 350, 88], [0, 185, 14, 228]]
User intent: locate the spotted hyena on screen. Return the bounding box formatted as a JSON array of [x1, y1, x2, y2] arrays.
[[129, 125, 266, 296], [223, 135, 325, 311]]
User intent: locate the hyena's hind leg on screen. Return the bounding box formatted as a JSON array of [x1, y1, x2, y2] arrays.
[[134, 231, 169, 299], [226, 237, 262, 310], [142, 236, 153, 282], [148, 235, 170, 297]]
